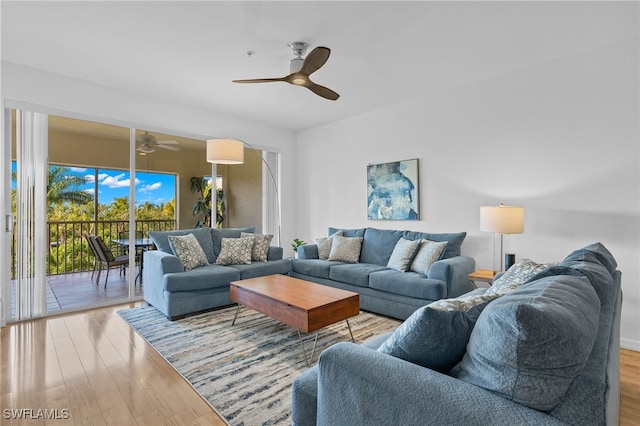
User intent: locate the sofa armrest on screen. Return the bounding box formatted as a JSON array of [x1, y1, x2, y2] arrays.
[[267, 246, 284, 260], [298, 244, 319, 259], [144, 249, 184, 276], [316, 342, 566, 426], [428, 255, 475, 298]]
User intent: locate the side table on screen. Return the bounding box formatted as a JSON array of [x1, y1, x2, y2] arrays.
[[468, 269, 495, 288]]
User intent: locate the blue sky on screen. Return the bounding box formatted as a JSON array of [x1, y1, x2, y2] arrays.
[[12, 162, 176, 206]]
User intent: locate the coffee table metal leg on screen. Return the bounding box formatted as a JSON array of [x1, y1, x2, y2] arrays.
[[346, 318, 355, 342], [231, 304, 242, 325], [308, 331, 320, 364], [297, 330, 311, 368]]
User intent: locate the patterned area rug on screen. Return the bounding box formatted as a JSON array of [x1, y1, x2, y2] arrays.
[[118, 304, 400, 426]]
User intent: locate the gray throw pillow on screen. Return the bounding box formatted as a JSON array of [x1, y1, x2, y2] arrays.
[[378, 292, 492, 372], [409, 240, 447, 275], [240, 232, 273, 262], [215, 237, 254, 265], [328, 236, 363, 263], [168, 233, 209, 271], [387, 237, 421, 272], [452, 275, 600, 412], [316, 230, 343, 260]]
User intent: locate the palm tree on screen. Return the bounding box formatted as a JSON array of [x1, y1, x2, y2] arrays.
[[47, 166, 93, 213]]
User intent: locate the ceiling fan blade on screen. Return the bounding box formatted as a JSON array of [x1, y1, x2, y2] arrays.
[[157, 145, 180, 151], [300, 47, 331, 76], [305, 80, 340, 101], [233, 77, 286, 84], [158, 140, 179, 145]]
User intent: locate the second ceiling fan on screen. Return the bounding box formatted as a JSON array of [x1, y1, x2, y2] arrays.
[[233, 41, 340, 101]]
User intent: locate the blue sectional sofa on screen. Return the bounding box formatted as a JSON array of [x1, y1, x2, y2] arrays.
[[143, 227, 290, 319], [291, 227, 476, 320], [291, 243, 622, 426]]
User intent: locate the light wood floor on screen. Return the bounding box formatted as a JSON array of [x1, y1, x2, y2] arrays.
[[1, 304, 639, 425]]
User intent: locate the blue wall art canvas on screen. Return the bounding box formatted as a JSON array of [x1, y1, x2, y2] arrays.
[[367, 159, 419, 220]]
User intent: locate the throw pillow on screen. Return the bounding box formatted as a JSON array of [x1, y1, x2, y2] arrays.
[[167, 233, 209, 271], [486, 258, 552, 296], [452, 275, 600, 412], [316, 230, 343, 260], [428, 291, 500, 311], [215, 237, 254, 265], [378, 293, 492, 372], [387, 237, 422, 272], [409, 240, 448, 275], [328, 236, 363, 263], [240, 232, 273, 262]]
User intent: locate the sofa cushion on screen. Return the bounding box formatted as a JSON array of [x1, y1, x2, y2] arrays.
[[230, 259, 291, 280], [387, 237, 421, 272], [378, 289, 492, 372], [316, 230, 343, 260], [409, 240, 448, 275], [328, 236, 363, 263], [486, 259, 551, 296], [369, 270, 446, 300], [403, 231, 466, 259], [360, 228, 404, 265], [167, 233, 209, 271], [329, 263, 388, 288], [328, 227, 365, 238], [149, 228, 216, 264], [291, 259, 344, 279], [558, 243, 616, 303], [215, 237, 254, 265], [163, 264, 240, 292], [211, 226, 256, 258], [240, 232, 272, 262], [453, 275, 600, 412]]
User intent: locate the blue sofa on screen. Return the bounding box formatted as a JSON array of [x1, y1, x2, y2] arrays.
[[143, 227, 290, 319], [291, 243, 622, 425], [291, 227, 476, 320]]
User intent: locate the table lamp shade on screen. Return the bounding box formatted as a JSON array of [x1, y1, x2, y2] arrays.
[[480, 205, 524, 234], [206, 138, 245, 164]]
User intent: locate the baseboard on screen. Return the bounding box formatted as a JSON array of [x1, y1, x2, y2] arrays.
[[620, 337, 640, 352]]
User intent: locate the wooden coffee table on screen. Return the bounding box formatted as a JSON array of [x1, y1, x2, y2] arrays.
[[229, 274, 360, 366]]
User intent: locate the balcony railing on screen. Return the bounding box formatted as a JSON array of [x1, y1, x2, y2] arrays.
[[10, 219, 176, 278]]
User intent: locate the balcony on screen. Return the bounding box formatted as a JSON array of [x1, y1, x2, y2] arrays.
[[9, 219, 175, 315]]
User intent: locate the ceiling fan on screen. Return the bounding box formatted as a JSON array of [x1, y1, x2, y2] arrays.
[[233, 41, 340, 101], [136, 131, 180, 154]]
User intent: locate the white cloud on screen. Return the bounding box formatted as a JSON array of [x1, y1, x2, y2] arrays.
[[70, 167, 87, 172], [139, 182, 162, 192], [101, 173, 139, 188], [85, 173, 109, 183], [84, 188, 95, 195]]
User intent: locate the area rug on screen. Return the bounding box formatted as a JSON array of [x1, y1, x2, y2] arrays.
[[118, 304, 401, 426]]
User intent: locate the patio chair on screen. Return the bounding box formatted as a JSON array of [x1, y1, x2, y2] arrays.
[[90, 235, 129, 288], [85, 234, 101, 282]]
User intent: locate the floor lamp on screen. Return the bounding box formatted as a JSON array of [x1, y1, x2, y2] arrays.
[[206, 138, 281, 246], [480, 203, 525, 273]]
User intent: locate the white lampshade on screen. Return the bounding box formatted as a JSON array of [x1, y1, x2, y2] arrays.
[[206, 138, 245, 164], [480, 204, 525, 234]]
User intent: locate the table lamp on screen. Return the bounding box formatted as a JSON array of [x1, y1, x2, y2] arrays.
[[480, 203, 525, 273]]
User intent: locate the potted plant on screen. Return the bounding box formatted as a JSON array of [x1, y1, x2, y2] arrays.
[[292, 238, 306, 258]]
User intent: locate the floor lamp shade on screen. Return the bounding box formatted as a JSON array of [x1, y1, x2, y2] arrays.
[[206, 138, 245, 164]]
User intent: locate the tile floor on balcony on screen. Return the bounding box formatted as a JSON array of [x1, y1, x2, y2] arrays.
[[9, 267, 143, 319]]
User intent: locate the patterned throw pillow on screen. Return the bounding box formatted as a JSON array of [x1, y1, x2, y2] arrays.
[[316, 230, 343, 260], [328, 236, 363, 263], [429, 291, 500, 311], [240, 232, 273, 262], [409, 240, 448, 275], [387, 237, 422, 272], [215, 237, 254, 265], [168, 233, 209, 271], [487, 259, 552, 296]]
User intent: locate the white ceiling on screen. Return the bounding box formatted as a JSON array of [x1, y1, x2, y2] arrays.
[[2, 1, 637, 132]]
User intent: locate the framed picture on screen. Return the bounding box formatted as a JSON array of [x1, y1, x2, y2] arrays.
[[367, 159, 419, 220]]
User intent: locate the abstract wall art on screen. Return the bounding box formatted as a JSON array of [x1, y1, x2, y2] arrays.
[[367, 159, 419, 220]]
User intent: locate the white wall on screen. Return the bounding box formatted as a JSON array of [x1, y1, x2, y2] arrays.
[[296, 38, 640, 349], [1, 61, 298, 253]]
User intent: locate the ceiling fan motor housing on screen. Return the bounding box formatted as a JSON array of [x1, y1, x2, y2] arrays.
[[290, 57, 304, 73]]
